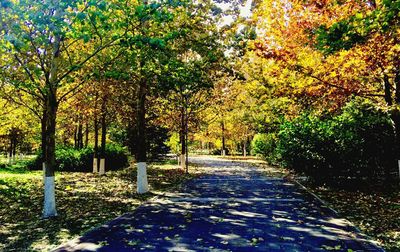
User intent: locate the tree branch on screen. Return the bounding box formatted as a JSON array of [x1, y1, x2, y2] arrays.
[[295, 65, 385, 98], [57, 39, 118, 84]]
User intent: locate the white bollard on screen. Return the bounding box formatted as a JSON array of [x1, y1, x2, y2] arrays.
[[137, 162, 149, 194], [180, 154, 185, 170], [99, 158, 105, 175], [92, 158, 98, 173]]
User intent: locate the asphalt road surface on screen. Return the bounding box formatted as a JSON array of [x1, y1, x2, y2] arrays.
[[55, 156, 383, 252]]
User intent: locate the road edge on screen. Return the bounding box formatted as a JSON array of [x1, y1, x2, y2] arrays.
[[288, 176, 385, 251]]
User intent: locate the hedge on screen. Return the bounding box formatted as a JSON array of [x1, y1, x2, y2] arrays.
[[28, 144, 129, 172], [254, 98, 398, 185]]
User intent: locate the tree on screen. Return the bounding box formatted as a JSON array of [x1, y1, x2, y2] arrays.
[[314, 0, 400, 177], [0, 0, 123, 217]]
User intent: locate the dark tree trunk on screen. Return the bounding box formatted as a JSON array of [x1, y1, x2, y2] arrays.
[[136, 79, 147, 163], [77, 122, 83, 149], [12, 137, 16, 159], [42, 87, 58, 218], [135, 77, 149, 193], [41, 109, 47, 164], [384, 74, 393, 106], [185, 102, 189, 173], [180, 105, 185, 168], [44, 93, 58, 177], [221, 121, 225, 156], [9, 137, 13, 161], [100, 101, 106, 159], [84, 122, 89, 147], [74, 123, 78, 149], [94, 116, 99, 162], [392, 69, 400, 179], [94, 90, 99, 164], [395, 69, 400, 104]]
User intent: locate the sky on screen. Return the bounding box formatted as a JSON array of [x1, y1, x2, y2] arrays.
[[217, 0, 253, 26]]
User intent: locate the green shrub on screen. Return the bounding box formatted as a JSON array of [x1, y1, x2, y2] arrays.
[[275, 98, 397, 184], [28, 144, 129, 172], [123, 125, 170, 161], [330, 99, 396, 181], [251, 133, 278, 164], [104, 144, 129, 170], [276, 114, 334, 179]]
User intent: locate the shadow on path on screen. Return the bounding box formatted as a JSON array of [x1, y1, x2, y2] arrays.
[[55, 156, 383, 252]]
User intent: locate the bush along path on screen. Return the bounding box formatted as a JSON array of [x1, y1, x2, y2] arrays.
[[55, 156, 383, 252]]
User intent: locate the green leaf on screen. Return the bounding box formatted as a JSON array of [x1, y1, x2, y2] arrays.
[[82, 34, 91, 43], [76, 12, 86, 21], [98, 1, 107, 11]]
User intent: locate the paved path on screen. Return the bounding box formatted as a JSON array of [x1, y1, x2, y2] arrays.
[[55, 156, 383, 252]]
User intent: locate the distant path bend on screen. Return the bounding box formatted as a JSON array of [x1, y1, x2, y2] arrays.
[[55, 156, 383, 252]]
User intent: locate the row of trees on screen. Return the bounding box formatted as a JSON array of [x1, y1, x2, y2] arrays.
[[0, 0, 231, 218], [196, 0, 400, 182], [3, 0, 398, 218]]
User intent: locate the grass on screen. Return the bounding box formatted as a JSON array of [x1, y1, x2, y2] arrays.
[[0, 159, 201, 251]]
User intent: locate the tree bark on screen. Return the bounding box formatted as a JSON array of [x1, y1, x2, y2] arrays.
[[74, 123, 77, 148], [84, 122, 89, 147], [41, 109, 47, 165], [221, 121, 226, 156], [8, 136, 13, 164], [136, 78, 148, 193], [99, 99, 106, 175], [93, 113, 99, 173], [180, 105, 186, 170], [43, 31, 62, 218], [12, 136, 16, 163], [44, 96, 58, 177], [185, 101, 189, 174], [384, 74, 393, 106], [43, 92, 58, 217], [392, 69, 400, 179], [77, 122, 83, 149]]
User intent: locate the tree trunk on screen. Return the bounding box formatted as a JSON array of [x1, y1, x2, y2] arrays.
[[93, 114, 99, 173], [40, 109, 47, 180], [42, 32, 61, 218], [77, 122, 83, 149], [74, 123, 78, 149], [8, 137, 13, 164], [43, 93, 58, 218], [84, 122, 89, 147], [136, 79, 148, 194], [180, 106, 186, 170], [243, 141, 247, 157], [185, 102, 189, 174], [384, 74, 393, 106], [221, 121, 226, 156], [385, 70, 400, 180], [12, 136, 16, 163], [392, 69, 400, 179], [99, 100, 106, 175]]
